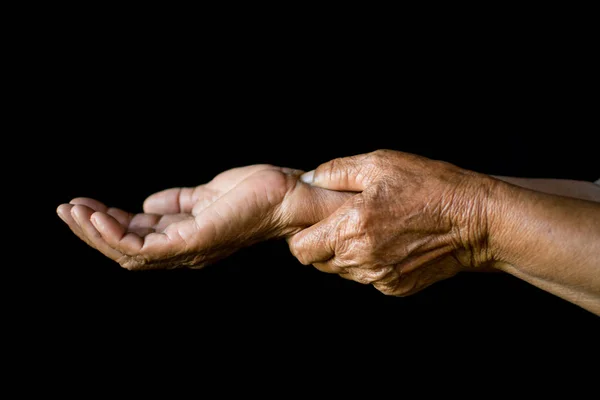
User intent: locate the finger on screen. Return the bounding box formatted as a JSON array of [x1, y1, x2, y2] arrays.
[[338, 272, 353, 281], [343, 266, 394, 285], [210, 164, 282, 190], [149, 214, 190, 232], [141, 218, 202, 258], [372, 269, 432, 297], [143, 187, 198, 214], [57, 203, 90, 246], [106, 207, 134, 228], [70, 197, 136, 231], [142, 165, 280, 215], [70, 197, 108, 212], [288, 217, 337, 265], [314, 261, 392, 285], [299, 152, 378, 191], [93, 211, 207, 264], [70, 205, 124, 261], [128, 213, 190, 235], [127, 213, 161, 236], [312, 261, 343, 274], [372, 268, 402, 295], [89, 212, 144, 256]]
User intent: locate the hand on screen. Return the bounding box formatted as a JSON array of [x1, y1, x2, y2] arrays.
[[288, 149, 499, 296], [57, 164, 350, 271]]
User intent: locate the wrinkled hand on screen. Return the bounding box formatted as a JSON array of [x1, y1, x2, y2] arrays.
[[288, 150, 498, 296], [57, 165, 350, 271]]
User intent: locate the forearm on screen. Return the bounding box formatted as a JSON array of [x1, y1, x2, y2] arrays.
[[489, 181, 600, 315], [492, 176, 600, 202]]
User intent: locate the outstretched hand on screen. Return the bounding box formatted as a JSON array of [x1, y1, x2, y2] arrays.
[[57, 164, 351, 271]]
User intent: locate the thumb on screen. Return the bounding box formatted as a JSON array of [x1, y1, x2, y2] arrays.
[[299, 154, 377, 191]]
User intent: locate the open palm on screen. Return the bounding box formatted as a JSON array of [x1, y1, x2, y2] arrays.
[[57, 164, 350, 271]]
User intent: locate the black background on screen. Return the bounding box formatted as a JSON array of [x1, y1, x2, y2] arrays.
[[21, 10, 600, 377]]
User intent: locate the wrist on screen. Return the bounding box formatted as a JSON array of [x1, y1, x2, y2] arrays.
[[450, 172, 505, 271], [484, 178, 535, 272]]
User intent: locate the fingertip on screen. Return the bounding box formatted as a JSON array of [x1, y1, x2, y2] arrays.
[[142, 196, 156, 214], [91, 211, 126, 239], [69, 197, 88, 205], [90, 211, 112, 232], [70, 204, 85, 220], [90, 212, 101, 230], [56, 203, 71, 222], [66, 207, 125, 261], [57, 203, 70, 214], [142, 189, 170, 213], [71, 204, 97, 224]]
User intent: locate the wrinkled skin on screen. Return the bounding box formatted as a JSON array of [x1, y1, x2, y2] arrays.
[[57, 165, 351, 271], [288, 149, 499, 296]]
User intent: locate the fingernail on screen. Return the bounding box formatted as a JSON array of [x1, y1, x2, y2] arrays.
[[300, 170, 314, 184], [70, 206, 81, 222], [90, 215, 100, 229], [57, 211, 67, 223]]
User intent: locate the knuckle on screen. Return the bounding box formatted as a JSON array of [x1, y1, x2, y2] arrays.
[[322, 157, 355, 188], [120, 256, 145, 271], [296, 253, 311, 266], [363, 152, 381, 171], [369, 149, 392, 163], [392, 291, 413, 298], [345, 204, 373, 241], [319, 157, 343, 179], [369, 149, 386, 159], [344, 207, 364, 231], [349, 265, 391, 285], [348, 199, 371, 224], [372, 269, 403, 296], [345, 268, 369, 285], [358, 152, 388, 183], [120, 261, 138, 271], [336, 207, 378, 263], [373, 281, 396, 296], [288, 239, 311, 265], [366, 265, 394, 284]]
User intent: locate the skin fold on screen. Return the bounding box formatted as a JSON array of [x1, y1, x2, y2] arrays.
[[57, 151, 600, 315]]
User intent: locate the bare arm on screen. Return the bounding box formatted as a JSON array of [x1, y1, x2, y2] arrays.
[[489, 180, 600, 315], [492, 176, 600, 202], [467, 177, 600, 277], [288, 150, 600, 315]]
